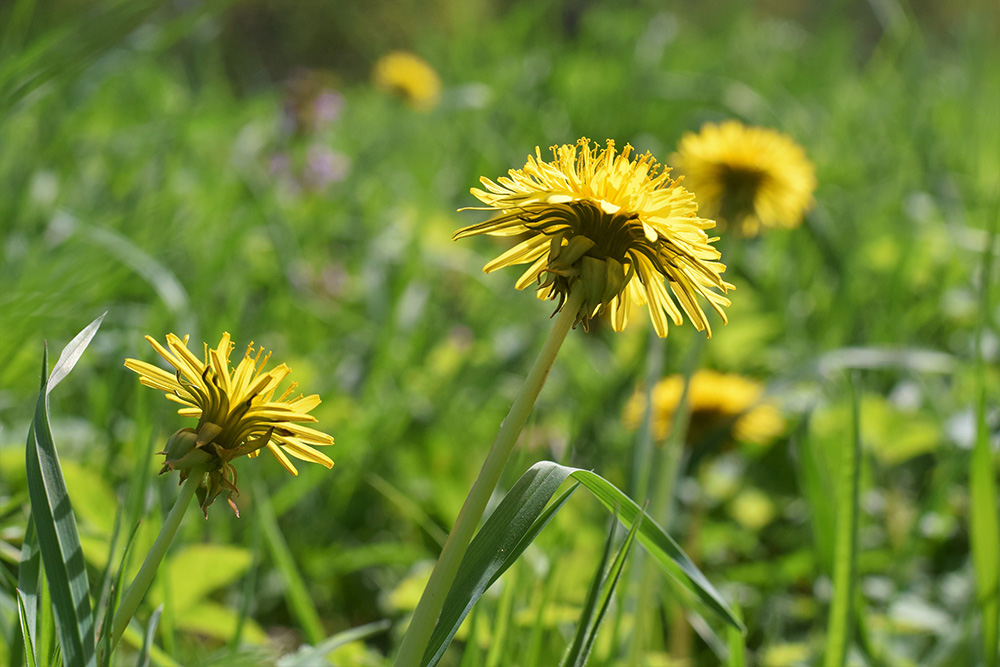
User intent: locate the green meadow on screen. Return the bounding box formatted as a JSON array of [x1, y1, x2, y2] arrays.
[[1, 0, 998, 665]]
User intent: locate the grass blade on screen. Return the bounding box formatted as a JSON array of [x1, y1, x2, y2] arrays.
[[575, 511, 643, 666], [422, 461, 741, 666], [971, 384, 1000, 667], [16, 516, 40, 666], [275, 620, 392, 666], [561, 518, 619, 667], [16, 590, 38, 667], [25, 315, 104, 665], [45, 312, 106, 395], [421, 467, 579, 667], [97, 521, 142, 667], [726, 600, 746, 667], [823, 378, 861, 667], [566, 467, 741, 631], [254, 479, 326, 644], [971, 204, 1000, 667], [135, 606, 162, 667], [24, 315, 105, 667]]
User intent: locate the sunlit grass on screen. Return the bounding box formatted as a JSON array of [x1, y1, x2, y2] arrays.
[[1, 0, 998, 664]]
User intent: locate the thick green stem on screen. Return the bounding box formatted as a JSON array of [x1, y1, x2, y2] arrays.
[[394, 289, 585, 667], [110, 467, 206, 649]]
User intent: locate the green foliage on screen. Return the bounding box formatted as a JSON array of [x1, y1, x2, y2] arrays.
[[0, 0, 998, 664], [24, 315, 105, 667], [561, 511, 643, 667]]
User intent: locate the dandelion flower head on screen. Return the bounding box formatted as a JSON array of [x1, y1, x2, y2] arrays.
[[372, 51, 441, 111], [671, 121, 816, 237], [624, 370, 784, 448], [125, 333, 334, 514], [454, 138, 733, 337]]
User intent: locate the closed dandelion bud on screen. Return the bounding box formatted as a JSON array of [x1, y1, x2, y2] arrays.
[[160, 428, 201, 475], [165, 446, 213, 475], [580, 255, 609, 319], [549, 235, 595, 277], [196, 421, 223, 447], [163, 428, 197, 461], [602, 257, 628, 305]]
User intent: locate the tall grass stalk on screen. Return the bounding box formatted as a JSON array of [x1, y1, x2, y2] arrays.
[[394, 288, 585, 667], [823, 377, 861, 667], [970, 211, 999, 667]]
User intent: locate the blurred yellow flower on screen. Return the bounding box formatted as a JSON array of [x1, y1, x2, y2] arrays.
[[372, 50, 441, 111], [624, 370, 784, 447], [671, 121, 816, 237], [125, 333, 334, 514], [454, 138, 733, 337]]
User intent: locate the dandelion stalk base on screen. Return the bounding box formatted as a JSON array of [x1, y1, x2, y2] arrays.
[[394, 288, 586, 667], [110, 466, 207, 649]]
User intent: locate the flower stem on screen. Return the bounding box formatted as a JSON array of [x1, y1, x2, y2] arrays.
[[394, 288, 585, 667], [110, 468, 206, 650]]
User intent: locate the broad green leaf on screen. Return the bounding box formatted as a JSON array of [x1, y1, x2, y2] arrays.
[[60, 461, 118, 537], [823, 380, 861, 667], [173, 602, 267, 643], [25, 315, 106, 667], [422, 461, 741, 667], [147, 544, 252, 613]]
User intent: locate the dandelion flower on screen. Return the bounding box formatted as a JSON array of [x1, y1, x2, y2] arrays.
[[671, 121, 816, 237], [372, 51, 441, 111], [125, 333, 334, 514], [454, 138, 733, 337], [624, 370, 784, 448]]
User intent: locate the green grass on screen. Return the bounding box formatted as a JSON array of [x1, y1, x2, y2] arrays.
[[1, 0, 999, 664]]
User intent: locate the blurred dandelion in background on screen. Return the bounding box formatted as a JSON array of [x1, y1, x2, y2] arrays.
[[372, 50, 442, 111], [671, 121, 816, 237], [125, 333, 335, 515], [624, 370, 785, 448], [453, 138, 733, 337]]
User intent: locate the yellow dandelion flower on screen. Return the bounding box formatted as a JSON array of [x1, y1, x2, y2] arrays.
[[125, 333, 334, 514], [372, 51, 441, 111], [624, 370, 784, 448], [454, 138, 733, 337], [671, 121, 816, 237]]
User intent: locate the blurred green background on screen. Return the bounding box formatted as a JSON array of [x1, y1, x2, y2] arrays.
[[1, 0, 998, 664]]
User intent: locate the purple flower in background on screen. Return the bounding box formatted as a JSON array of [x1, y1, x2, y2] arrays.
[[312, 90, 344, 129], [303, 145, 350, 191]]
